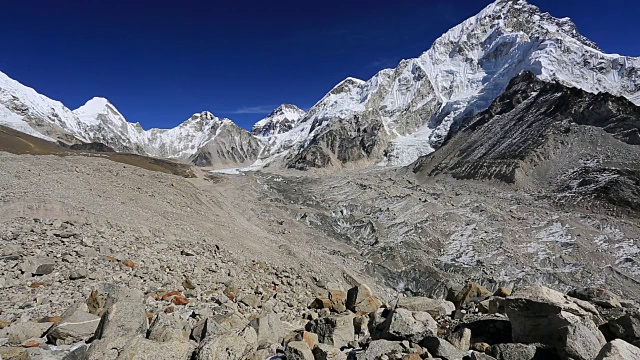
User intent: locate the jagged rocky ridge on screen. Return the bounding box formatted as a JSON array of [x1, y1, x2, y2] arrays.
[[2, 0, 640, 170], [281, 0, 640, 169], [413, 71, 640, 213]]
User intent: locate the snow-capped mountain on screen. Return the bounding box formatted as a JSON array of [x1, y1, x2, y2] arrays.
[[278, 0, 640, 168], [251, 104, 306, 137], [1, 0, 639, 170], [0, 70, 262, 167]]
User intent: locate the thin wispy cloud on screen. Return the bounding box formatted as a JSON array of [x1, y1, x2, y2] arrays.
[[228, 105, 277, 114]]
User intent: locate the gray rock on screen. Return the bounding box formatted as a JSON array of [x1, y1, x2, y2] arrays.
[[62, 343, 88, 360], [48, 308, 101, 345], [249, 312, 285, 347], [0, 321, 53, 345], [396, 297, 455, 318], [191, 318, 225, 343], [148, 313, 186, 343], [595, 339, 640, 360], [306, 313, 355, 348], [240, 294, 261, 308], [346, 284, 382, 314], [488, 343, 537, 360], [362, 340, 404, 360], [34, 263, 55, 276], [470, 352, 498, 360], [0, 346, 29, 360], [447, 327, 471, 352], [118, 336, 195, 360], [196, 334, 253, 360], [374, 308, 437, 343], [556, 321, 606, 360], [284, 341, 314, 360], [504, 285, 600, 346], [606, 310, 640, 343], [420, 336, 466, 360], [568, 288, 622, 308], [69, 269, 88, 280], [21, 257, 55, 276], [87, 336, 137, 359], [93, 297, 148, 340], [313, 343, 347, 360]]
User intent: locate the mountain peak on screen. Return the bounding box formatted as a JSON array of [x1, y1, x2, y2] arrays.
[[252, 104, 306, 137]]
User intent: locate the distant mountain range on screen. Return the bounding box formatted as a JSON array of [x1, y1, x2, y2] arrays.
[[1, 0, 639, 170]]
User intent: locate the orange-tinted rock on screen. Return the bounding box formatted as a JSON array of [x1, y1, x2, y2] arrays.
[[38, 316, 62, 324], [162, 291, 182, 300], [164, 306, 175, 314], [0, 320, 12, 329], [23, 340, 41, 348], [329, 290, 347, 313], [310, 297, 332, 309], [123, 259, 136, 268], [302, 331, 318, 349], [29, 282, 45, 288], [403, 354, 422, 360], [172, 295, 189, 306]]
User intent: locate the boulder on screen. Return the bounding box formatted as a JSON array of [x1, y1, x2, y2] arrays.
[[362, 340, 405, 360], [396, 297, 455, 318], [311, 297, 332, 310], [488, 297, 506, 314], [447, 327, 471, 352], [493, 288, 512, 298], [470, 352, 498, 360], [21, 257, 55, 276], [148, 313, 186, 343], [196, 334, 253, 360], [306, 313, 355, 348], [556, 321, 607, 360], [0, 347, 29, 360], [191, 318, 226, 342], [249, 312, 285, 347], [329, 290, 347, 313], [284, 341, 314, 360], [302, 331, 318, 349], [118, 337, 195, 360], [420, 336, 466, 360], [568, 288, 622, 309], [606, 310, 640, 343], [210, 311, 249, 333], [86, 286, 149, 360], [488, 343, 537, 360], [447, 282, 492, 309], [373, 308, 437, 343], [346, 284, 382, 314], [313, 343, 347, 360], [47, 307, 101, 345], [504, 285, 601, 346], [595, 339, 640, 360], [457, 316, 512, 345], [0, 321, 53, 345], [93, 296, 148, 339]]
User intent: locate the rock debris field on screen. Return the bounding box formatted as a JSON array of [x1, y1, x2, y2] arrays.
[[0, 152, 639, 359]]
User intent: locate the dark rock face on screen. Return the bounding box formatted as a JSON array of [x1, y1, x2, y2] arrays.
[[287, 115, 389, 170], [189, 122, 263, 168], [413, 71, 640, 214], [68, 142, 116, 153]]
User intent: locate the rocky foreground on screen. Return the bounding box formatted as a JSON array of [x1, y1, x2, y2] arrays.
[[1, 253, 640, 360]]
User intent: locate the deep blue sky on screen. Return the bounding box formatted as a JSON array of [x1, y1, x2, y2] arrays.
[[1, 0, 639, 130]]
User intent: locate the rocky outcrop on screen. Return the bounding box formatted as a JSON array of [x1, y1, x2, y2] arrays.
[[413, 71, 640, 213], [188, 120, 263, 168]]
